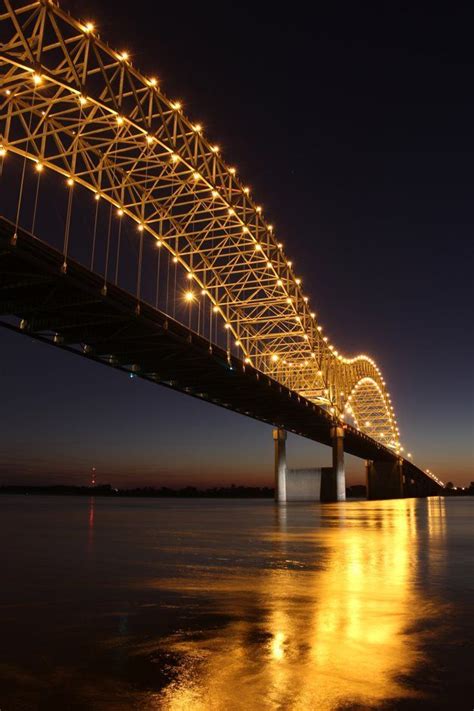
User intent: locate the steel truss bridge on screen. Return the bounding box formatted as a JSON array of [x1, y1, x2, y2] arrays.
[[0, 0, 442, 498]]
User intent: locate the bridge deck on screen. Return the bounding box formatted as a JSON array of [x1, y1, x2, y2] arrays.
[[0, 217, 433, 481]]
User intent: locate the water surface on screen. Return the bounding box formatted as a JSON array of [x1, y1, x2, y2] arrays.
[[0, 496, 472, 710]]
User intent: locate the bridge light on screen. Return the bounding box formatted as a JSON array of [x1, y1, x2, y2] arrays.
[[186, 272, 194, 280], [211, 189, 219, 198], [0, 145, 6, 157], [229, 167, 236, 175], [148, 77, 158, 87], [211, 145, 220, 153], [224, 323, 230, 329], [242, 226, 250, 233], [94, 192, 100, 200], [193, 172, 201, 181], [311, 312, 316, 318], [116, 207, 123, 216], [32, 73, 42, 86], [266, 261, 272, 268], [146, 134, 155, 144], [137, 224, 144, 232], [173, 256, 178, 263], [295, 278, 301, 285], [67, 177, 74, 186], [116, 115, 124, 125], [83, 22, 95, 33], [365, 421, 371, 427], [268, 224, 273, 232], [407, 453, 412, 458], [243, 186, 250, 194], [79, 95, 88, 106], [256, 205, 262, 213], [228, 208, 235, 215], [277, 243, 283, 249], [303, 296, 308, 302], [201, 289, 208, 296], [254, 243, 262, 251], [184, 291, 194, 302], [323, 336, 328, 342], [303, 334, 309, 340], [192, 123, 202, 133], [170, 153, 179, 163], [213, 306, 219, 313], [317, 325, 322, 331], [35, 162, 43, 172], [287, 261, 292, 267], [235, 340, 241, 347], [245, 357, 251, 364], [118, 51, 129, 61], [286, 297, 292, 303], [156, 239, 162, 247], [170, 101, 182, 110], [271, 354, 279, 362]]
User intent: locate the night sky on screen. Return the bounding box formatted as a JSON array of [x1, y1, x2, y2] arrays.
[[1, 0, 473, 487]]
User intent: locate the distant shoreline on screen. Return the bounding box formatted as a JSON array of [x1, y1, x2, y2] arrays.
[[0, 483, 370, 499], [1, 484, 471, 499], [0, 484, 274, 499]]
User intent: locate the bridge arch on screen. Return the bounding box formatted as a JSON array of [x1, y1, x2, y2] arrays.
[[343, 377, 399, 449], [0, 0, 400, 451]]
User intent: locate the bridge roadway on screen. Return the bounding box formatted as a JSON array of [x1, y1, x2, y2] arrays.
[[0, 217, 440, 497]]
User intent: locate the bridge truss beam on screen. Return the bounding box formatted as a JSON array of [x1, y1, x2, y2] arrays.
[[0, 0, 406, 455]]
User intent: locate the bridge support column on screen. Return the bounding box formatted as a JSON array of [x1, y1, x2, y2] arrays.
[[320, 426, 346, 502], [332, 426, 346, 501], [273, 428, 287, 503], [402, 464, 422, 498], [366, 458, 404, 500]]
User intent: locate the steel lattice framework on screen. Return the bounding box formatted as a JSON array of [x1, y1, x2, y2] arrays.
[[0, 0, 401, 451]]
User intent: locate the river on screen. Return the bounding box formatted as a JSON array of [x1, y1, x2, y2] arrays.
[[0, 495, 472, 710]]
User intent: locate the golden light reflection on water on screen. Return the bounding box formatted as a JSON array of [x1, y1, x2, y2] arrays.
[[147, 498, 447, 711]]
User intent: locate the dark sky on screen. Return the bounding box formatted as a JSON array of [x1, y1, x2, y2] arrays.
[[1, 0, 473, 487]]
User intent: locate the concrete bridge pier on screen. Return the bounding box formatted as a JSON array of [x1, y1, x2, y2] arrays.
[[273, 428, 287, 503], [366, 458, 404, 499], [320, 426, 346, 502], [402, 473, 412, 497], [332, 426, 346, 502], [403, 472, 419, 497], [273, 427, 346, 503], [402, 468, 438, 498]]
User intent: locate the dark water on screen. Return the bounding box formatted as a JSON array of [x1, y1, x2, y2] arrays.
[[0, 495, 472, 710]]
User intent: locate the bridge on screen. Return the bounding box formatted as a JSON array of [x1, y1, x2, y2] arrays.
[[0, 0, 442, 501]]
